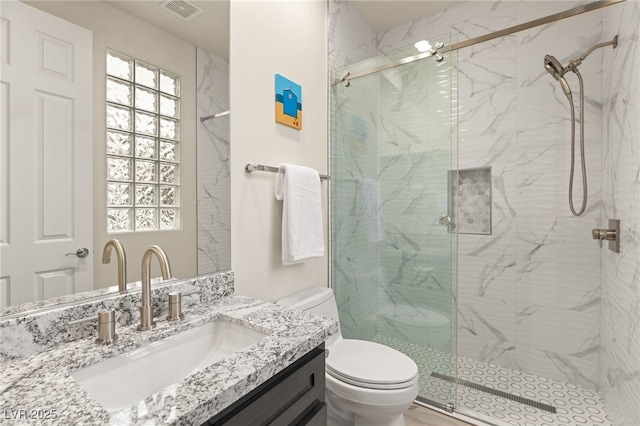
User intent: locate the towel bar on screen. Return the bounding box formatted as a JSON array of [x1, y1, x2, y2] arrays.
[[245, 163, 330, 180], [200, 110, 230, 123]]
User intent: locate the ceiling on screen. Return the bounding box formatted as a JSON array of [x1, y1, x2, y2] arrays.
[[104, 0, 229, 61], [105, 0, 463, 62]]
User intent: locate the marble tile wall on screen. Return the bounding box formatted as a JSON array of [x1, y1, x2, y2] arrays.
[[330, 1, 640, 403], [196, 48, 230, 275], [374, 50, 456, 330], [601, 2, 640, 425], [375, 0, 607, 389], [330, 0, 457, 350], [329, 0, 380, 341], [328, 0, 378, 70]]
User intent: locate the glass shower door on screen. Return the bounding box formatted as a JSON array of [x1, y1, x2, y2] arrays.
[[330, 35, 458, 410]]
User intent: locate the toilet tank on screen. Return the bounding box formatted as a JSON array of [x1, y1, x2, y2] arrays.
[[276, 287, 340, 321]]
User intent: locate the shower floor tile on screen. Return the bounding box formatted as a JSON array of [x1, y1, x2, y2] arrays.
[[372, 335, 612, 426]]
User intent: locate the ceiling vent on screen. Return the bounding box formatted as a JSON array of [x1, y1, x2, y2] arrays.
[[160, 0, 204, 21]]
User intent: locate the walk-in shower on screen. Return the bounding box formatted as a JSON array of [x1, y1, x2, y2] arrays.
[[330, 1, 631, 425], [544, 36, 618, 216]]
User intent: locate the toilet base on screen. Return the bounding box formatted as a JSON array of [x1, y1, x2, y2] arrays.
[[325, 373, 417, 426], [326, 389, 408, 426]]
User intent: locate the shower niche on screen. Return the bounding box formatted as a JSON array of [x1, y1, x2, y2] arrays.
[[448, 167, 492, 235]]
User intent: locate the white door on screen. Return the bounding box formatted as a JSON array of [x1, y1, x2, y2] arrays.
[[0, 1, 93, 307]]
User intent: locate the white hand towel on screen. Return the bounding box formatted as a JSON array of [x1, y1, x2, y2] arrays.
[[274, 164, 325, 265]]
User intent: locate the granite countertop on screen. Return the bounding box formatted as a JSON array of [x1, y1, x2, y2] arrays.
[[0, 295, 338, 425]]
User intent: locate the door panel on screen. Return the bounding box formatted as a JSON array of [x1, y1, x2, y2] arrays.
[[0, 1, 93, 308]]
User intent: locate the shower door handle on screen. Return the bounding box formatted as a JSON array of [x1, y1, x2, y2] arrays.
[[439, 215, 451, 226]]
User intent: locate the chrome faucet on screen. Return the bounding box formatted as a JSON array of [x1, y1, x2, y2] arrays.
[[138, 245, 172, 331], [102, 239, 127, 293]]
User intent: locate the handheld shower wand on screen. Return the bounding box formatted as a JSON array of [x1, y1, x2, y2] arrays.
[[543, 54, 572, 99], [544, 35, 618, 216]]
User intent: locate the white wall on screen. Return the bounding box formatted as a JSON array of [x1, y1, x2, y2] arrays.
[[26, 1, 198, 288], [229, 1, 328, 301]]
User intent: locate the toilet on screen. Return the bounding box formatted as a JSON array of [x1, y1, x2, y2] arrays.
[[277, 287, 419, 426]]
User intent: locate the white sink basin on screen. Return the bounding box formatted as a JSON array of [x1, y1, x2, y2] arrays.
[[72, 319, 268, 412]]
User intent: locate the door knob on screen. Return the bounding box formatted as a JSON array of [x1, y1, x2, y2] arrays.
[[66, 248, 89, 258]]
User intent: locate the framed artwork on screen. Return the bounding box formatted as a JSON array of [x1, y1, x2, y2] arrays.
[[275, 74, 302, 130]]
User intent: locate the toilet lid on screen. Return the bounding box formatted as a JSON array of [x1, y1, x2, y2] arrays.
[[326, 340, 418, 390]]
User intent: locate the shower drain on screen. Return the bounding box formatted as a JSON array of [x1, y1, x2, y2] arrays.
[[430, 372, 557, 414]]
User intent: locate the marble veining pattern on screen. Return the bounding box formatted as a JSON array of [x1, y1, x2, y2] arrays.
[[0, 294, 337, 425], [330, 1, 639, 424], [196, 47, 230, 275], [600, 1, 640, 425], [334, 0, 605, 390]]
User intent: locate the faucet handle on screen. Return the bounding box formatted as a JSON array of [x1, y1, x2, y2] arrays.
[[96, 309, 118, 345], [167, 292, 184, 321]]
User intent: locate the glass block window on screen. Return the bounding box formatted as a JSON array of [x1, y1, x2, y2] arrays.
[[106, 50, 180, 232]]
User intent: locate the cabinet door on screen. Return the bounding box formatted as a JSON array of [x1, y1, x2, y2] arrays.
[[296, 401, 326, 426], [206, 345, 325, 426]]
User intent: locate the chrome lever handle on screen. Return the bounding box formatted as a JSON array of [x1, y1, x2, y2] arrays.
[[66, 248, 89, 258]]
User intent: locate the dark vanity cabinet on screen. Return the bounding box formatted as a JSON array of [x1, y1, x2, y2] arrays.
[[204, 345, 326, 426]]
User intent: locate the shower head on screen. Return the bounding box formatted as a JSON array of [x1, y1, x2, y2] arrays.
[[544, 54, 572, 99], [544, 54, 565, 77]]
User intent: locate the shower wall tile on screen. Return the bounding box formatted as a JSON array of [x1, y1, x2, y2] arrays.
[[601, 1, 640, 424], [372, 0, 605, 389], [516, 262, 600, 312], [196, 48, 230, 274], [328, 0, 377, 70], [517, 24, 606, 89], [516, 76, 603, 132], [457, 89, 518, 138], [457, 47, 518, 97], [457, 332, 517, 371], [457, 292, 517, 368], [332, 246, 379, 340], [333, 3, 638, 413], [376, 1, 517, 58], [457, 251, 516, 305], [332, 179, 380, 341], [328, 2, 381, 343], [516, 1, 593, 24], [516, 123, 602, 269], [515, 343, 601, 390], [516, 306, 599, 357]]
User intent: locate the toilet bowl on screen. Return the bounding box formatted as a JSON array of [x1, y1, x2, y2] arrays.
[[277, 287, 419, 426]]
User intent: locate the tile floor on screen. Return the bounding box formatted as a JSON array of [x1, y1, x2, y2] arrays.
[[375, 335, 613, 426]]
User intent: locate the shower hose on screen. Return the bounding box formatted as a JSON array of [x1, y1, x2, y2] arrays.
[[567, 69, 587, 216]]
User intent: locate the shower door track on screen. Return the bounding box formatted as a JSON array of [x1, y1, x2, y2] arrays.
[[334, 0, 625, 86]]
